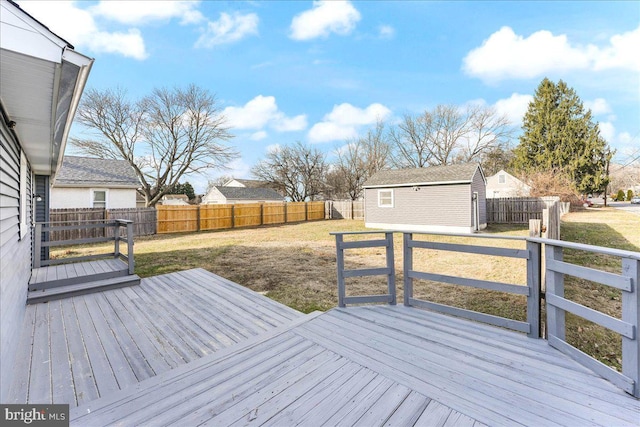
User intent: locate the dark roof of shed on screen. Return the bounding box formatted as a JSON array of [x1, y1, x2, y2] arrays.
[[54, 156, 140, 188], [215, 186, 284, 201], [364, 163, 482, 188]]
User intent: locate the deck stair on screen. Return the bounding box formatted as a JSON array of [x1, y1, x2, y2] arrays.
[[27, 273, 141, 304]]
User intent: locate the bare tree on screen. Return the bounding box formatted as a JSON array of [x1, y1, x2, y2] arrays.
[[251, 142, 328, 201], [390, 104, 513, 168], [71, 85, 236, 206], [331, 121, 391, 200]]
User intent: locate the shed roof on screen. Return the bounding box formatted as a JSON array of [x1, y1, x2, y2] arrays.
[[364, 163, 483, 188], [215, 186, 284, 201], [54, 156, 140, 188]]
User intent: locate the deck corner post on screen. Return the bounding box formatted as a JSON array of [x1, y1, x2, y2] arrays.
[[34, 222, 42, 268], [386, 232, 396, 305], [126, 221, 134, 274], [335, 234, 346, 307], [526, 240, 542, 338], [546, 244, 565, 342], [403, 232, 413, 307], [621, 257, 640, 398], [113, 221, 120, 258]]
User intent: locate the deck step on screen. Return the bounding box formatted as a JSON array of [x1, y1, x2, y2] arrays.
[[27, 275, 141, 304]]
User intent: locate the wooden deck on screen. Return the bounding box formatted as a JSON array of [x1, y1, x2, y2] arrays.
[[70, 305, 639, 426], [29, 258, 130, 288], [9, 268, 303, 407]]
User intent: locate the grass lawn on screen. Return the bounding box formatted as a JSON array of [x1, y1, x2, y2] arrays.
[[52, 207, 639, 370]]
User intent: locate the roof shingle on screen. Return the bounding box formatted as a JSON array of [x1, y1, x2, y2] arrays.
[[54, 156, 140, 188], [364, 163, 482, 188], [215, 186, 284, 201]]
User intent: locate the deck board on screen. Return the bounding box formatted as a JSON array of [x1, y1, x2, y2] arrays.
[[11, 269, 304, 408]]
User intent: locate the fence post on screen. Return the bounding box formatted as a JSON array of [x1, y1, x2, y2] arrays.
[[197, 205, 201, 232], [385, 232, 396, 305], [260, 203, 264, 225], [335, 234, 346, 307], [305, 202, 308, 221], [34, 223, 42, 268], [284, 202, 288, 223], [113, 221, 120, 258], [526, 240, 541, 338], [126, 221, 134, 274], [621, 257, 640, 397], [546, 244, 565, 341], [231, 205, 235, 228], [403, 233, 413, 307]]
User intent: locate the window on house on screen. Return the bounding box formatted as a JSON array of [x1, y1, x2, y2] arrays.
[[498, 174, 506, 184], [93, 190, 107, 208], [378, 189, 394, 207]]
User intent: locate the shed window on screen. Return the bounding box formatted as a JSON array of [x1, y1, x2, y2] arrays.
[[93, 190, 107, 208], [378, 189, 394, 208], [498, 174, 506, 184]]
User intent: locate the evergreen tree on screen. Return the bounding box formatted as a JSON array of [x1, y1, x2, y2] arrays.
[[512, 78, 612, 194], [171, 182, 196, 200]]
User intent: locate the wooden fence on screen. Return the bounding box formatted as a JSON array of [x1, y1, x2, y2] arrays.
[[328, 200, 364, 220], [486, 197, 561, 224], [157, 201, 326, 234], [48, 208, 157, 241]]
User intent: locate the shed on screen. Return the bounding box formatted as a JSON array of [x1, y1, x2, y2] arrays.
[[363, 163, 487, 233], [51, 156, 140, 209], [202, 186, 285, 204]]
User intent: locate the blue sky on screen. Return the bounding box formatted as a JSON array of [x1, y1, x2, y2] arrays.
[[20, 1, 640, 193]]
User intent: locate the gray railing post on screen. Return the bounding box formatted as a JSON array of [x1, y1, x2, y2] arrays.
[[403, 233, 413, 307], [621, 256, 640, 398], [546, 244, 565, 341], [335, 234, 346, 307], [526, 240, 541, 338], [385, 232, 396, 305], [34, 222, 42, 268], [126, 221, 134, 274], [113, 221, 120, 258]]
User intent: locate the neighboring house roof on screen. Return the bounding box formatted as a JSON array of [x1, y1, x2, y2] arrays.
[[224, 178, 272, 188], [215, 186, 284, 201], [163, 194, 189, 200], [53, 156, 140, 188], [364, 163, 484, 188]]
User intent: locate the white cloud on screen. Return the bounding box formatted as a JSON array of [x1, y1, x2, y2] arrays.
[[250, 131, 268, 141], [584, 98, 612, 115], [20, 1, 148, 60], [195, 12, 259, 48], [378, 25, 395, 39], [493, 93, 533, 126], [599, 122, 616, 142], [290, 0, 361, 41], [463, 25, 640, 82], [223, 95, 307, 132], [308, 103, 391, 143], [90, 1, 204, 25]]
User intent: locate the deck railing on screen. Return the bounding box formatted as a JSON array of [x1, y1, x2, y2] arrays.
[[332, 230, 640, 397], [529, 237, 640, 398], [332, 231, 396, 307], [34, 219, 135, 274], [403, 232, 541, 338]]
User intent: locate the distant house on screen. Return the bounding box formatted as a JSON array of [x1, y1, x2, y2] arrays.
[[486, 169, 531, 198], [363, 163, 487, 233], [202, 186, 285, 204], [51, 156, 140, 209], [160, 194, 190, 205], [223, 178, 271, 188]]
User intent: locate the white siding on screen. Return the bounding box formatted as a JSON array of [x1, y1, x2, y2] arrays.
[[0, 121, 31, 401], [486, 170, 530, 198], [51, 187, 137, 208]]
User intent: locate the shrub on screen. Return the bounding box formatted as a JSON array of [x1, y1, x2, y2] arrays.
[[616, 189, 626, 201], [627, 190, 634, 201]]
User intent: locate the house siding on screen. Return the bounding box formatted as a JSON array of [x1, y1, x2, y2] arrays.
[[51, 187, 137, 208], [365, 184, 471, 230], [0, 121, 31, 402]]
